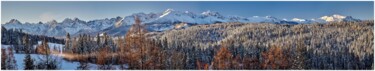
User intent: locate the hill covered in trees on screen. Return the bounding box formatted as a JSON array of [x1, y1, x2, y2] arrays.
[[151, 20, 374, 69]]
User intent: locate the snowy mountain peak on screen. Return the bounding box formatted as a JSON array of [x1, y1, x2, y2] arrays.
[[73, 18, 81, 21], [38, 21, 43, 24], [62, 18, 74, 23], [164, 8, 175, 13], [115, 16, 123, 19], [332, 14, 346, 19], [1, 9, 363, 37], [6, 19, 22, 24], [160, 9, 176, 18], [319, 14, 359, 22], [202, 10, 221, 17], [62, 18, 86, 24], [114, 16, 124, 28], [265, 16, 277, 19], [47, 20, 58, 24], [252, 16, 260, 18], [185, 11, 190, 13], [290, 18, 314, 24], [291, 18, 307, 22]]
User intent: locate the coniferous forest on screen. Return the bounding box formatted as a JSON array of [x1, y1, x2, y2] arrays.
[[1, 16, 373, 70]]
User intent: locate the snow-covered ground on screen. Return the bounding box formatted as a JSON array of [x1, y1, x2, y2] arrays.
[[13, 54, 79, 70], [13, 53, 124, 70], [2, 42, 124, 70], [34, 41, 64, 49]]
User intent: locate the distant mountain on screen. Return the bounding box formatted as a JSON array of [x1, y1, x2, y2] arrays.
[[318, 14, 360, 22], [1, 9, 362, 37], [289, 14, 361, 24]]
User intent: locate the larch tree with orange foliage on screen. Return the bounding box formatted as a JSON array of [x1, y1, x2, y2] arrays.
[[212, 41, 233, 70], [122, 16, 163, 69], [261, 45, 290, 69], [96, 46, 114, 70], [196, 59, 210, 70], [242, 55, 260, 69], [231, 54, 243, 69], [123, 16, 146, 69]]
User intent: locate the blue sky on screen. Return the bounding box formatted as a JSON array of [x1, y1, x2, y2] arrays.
[[1, 1, 373, 24]]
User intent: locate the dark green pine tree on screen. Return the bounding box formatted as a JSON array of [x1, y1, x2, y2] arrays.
[[23, 54, 34, 70], [23, 35, 35, 70]]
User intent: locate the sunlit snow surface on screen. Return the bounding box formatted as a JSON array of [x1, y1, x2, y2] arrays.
[[2, 42, 124, 70]]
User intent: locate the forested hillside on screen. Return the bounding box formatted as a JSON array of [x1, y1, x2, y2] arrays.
[[2, 17, 373, 70], [152, 20, 374, 69]]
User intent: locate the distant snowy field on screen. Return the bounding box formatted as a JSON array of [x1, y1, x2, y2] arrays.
[[1, 41, 124, 70]]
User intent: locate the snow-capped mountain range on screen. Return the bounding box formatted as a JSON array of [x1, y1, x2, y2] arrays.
[[2, 9, 361, 37]]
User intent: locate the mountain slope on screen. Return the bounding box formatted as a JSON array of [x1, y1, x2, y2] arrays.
[[1, 9, 362, 37]]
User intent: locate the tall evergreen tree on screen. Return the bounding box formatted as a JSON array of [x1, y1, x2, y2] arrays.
[[65, 33, 71, 52], [24, 54, 34, 70], [23, 35, 35, 70]]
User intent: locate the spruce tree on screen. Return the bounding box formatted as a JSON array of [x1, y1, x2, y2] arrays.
[[23, 35, 35, 70]]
